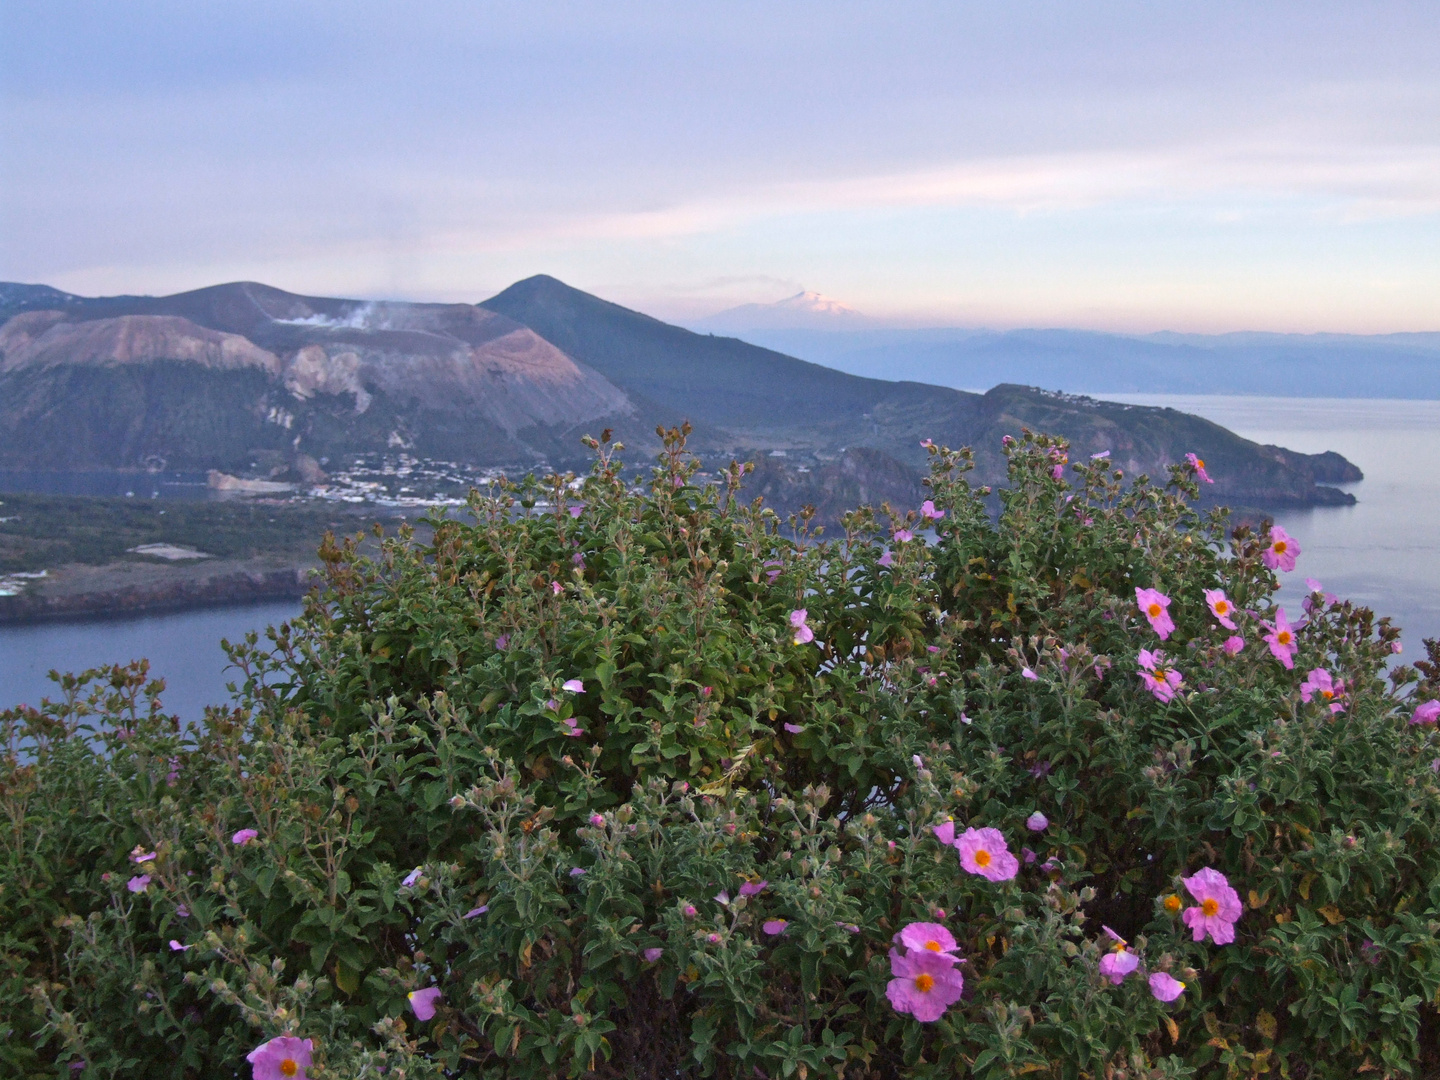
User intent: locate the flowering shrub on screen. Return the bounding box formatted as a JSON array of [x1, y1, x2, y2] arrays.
[[5, 426, 1440, 1079]]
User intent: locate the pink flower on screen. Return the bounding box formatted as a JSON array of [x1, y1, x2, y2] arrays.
[[464, 905, 488, 918], [919, 438, 935, 449], [932, 819, 956, 845], [956, 827, 1020, 882], [1299, 668, 1346, 713], [1021, 667, 1038, 681], [1262, 526, 1300, 572], [893, 528, 915, 543], [131, 847, 157, 864], [1412, 700, 1440, 725], [402, 868, 423, 888], [762, 919, 788, 936], [886, 949, 965, 1022], [1223, 635, 1245, 655], [1185, 452, 1213, 483], [764, 560, 782, 584], [168, 940, 191, 952], [495, 634, 509, 651], [878, 550, 894, 568], [589, 813, 606, 828], [232, 829, 259, 846], [408, 987, 442, 1021], [1204, 589, 1237, 630], [1025, 811, 1048, 832], [551, 581, 563, 595], [683, 904, 698, 919], [562, 678, 584, 693], [570, 867, 587, 877], [920, 500, 945, 521], [561, 716, 585, 737], [897, 921, 959, 956], [1135, 587, 1175, 640], [1148, 972, 1186, 1002], [783, 722, 804, 733], [175, 904, 189, 918], [1262, 608, 1299, 669], [1091, 450, 1110, 460], [1137, 649, 1183, 703], [246, 1036, 313, 1080], [572, 553, 585, 566], [1099, 948, 1140, 985], [643, 947, 664, 962], [1181, 866, 1242, 944], [127, 874, 151, 893], [789, 609, 814, 645], [1050, 464, 1064, 480], [739, 880, 769, 897], [568, 504, 584, 518], [706, 932, 722, 944]]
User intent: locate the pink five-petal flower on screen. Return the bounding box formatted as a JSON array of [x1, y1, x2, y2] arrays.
[[1021, 667, 1038, 681], [1025, 811, 1048, 832], [920, 500, 945, 521], [897, 921, 959, 956], [568, 504, 584, 518], [783, 722, 804, 733], [1262, 526, 1301, 572], [1300, 668, 1346, 713], [1412, 700, 1440, 725], [1099, 947, 1140, 985], [495, 634, 510, 651], [886, 948, 965, 1022], [738, 880, 768, 897], [127, 874, 150, 893], [893, 528, 915, 543], [956, 827, 1020, 882], [232, 828, 259, 846], [1180, 866, 1243, 944], [1204, 589, 1237, 630], [1137, 649, 1183, 703], [562, 679, 584, 693], [1148, 972, 1186, 1002], [878, 549, 894, 568], [1185, 453, 1213, 483], [561, 717, 585, 737], [932, 819, 956, 846], [762, 919, 788, 936], [1223, 635, 1245, 655], [789, 609, 814, 645], [1135, 587, 1175, 640], [1263, 608, 1299, 669], [169, 940, 191, 952], [246, 1036, 314, 1080], [643, 947, 664, 962], [408, 987, 442, 1021]]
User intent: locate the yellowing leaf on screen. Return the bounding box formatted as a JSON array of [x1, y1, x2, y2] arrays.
[[1256, 1009, 1277, 1042], [1164, 1016, 1179, 1045], [1248, 889, 1265, 909], [1297, 873, 1315, 900], [1274, 911, 1293, 924], [335, 959, 361, 996], [1318, 904, 1344, 925]]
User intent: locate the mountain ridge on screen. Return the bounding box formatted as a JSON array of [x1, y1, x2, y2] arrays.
[[0, 276, 1360, 510]]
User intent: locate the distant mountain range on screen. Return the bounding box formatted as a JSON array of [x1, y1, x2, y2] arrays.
[[690, 324, 1440, 399], [0, 276, 1362, 511]]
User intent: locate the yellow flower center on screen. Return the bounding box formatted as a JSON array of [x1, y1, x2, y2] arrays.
[[1277, 631, 1292, 645], [1147, 604, 1162, 617], [1202, 898, 1220, 917], [974, 849, 992, 867], [1321, 689, 1334, 699], [914, 973, 935, 993], [1274, 541, 1287, 554], [924, 940, 943, 952], [1195, 459, 1205, 469], [281, 1061, 298, 1078], [1163, 895, 1182, 913], [1215, 601, 1228, 614]]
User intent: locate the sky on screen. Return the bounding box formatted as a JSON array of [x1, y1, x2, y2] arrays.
[[2, 1, 1438, 332]]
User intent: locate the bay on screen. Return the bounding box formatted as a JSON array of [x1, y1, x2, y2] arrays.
[[0, 601, 303, 721]]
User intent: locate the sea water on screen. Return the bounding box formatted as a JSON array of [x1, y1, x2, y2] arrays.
[[1, 396, 1436, 721]]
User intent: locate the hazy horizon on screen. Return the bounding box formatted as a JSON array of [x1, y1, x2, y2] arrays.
[[3, 2, 1439, 334]]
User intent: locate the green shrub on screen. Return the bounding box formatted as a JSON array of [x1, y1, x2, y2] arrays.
[[5, 426, 1440, 1079]]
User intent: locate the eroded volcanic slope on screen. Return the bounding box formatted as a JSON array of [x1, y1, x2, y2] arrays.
[[0, 277, 1358, 508]]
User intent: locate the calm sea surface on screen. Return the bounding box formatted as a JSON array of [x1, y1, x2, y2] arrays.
[[1, 395, 1437, 719]]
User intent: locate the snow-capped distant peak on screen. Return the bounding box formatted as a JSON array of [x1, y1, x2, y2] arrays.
[[698, 290, 871, 332]]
